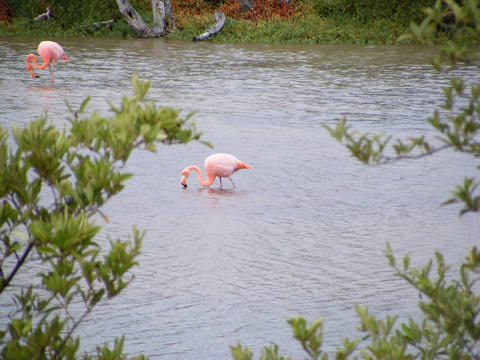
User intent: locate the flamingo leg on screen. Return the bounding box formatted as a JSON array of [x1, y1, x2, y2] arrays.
[[228, 177, 236, 188], [219, 177, 223, 189], [48, 63, 54, 83]]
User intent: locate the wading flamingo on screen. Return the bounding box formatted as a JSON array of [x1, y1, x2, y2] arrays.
[[26, 41, 69, 83], [181, 153, 251, 189]]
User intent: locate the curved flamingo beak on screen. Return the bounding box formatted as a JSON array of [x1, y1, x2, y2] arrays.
[[181, 175, 187, 188]]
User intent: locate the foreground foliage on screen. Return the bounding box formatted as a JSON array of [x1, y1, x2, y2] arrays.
[[0, 75, 204, 359], [232, 0, 480, 359]]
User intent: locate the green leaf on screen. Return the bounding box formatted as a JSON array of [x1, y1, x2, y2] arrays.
[[79, 96, 91, 114], [403, 255, 411, 272], [231, 344, 253, 360]]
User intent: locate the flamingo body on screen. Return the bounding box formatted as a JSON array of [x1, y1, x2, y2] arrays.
[[181, 153, 251, 189], [26, 41, 69, 83]]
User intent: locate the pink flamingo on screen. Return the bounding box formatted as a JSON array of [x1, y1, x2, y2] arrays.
[[26, 41, 69, 83], [181, 153, 251, 189]]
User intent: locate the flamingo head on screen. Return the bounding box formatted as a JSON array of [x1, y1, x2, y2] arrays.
[[26, 64, 37, 78], [26, 55, 38, 78], [181, 169, 190, 188]]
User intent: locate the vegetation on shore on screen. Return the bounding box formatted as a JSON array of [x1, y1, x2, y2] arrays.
[[0, 0, 449, 44]]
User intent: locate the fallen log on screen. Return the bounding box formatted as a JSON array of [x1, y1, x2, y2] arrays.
[[81, 20, 115, 32], [193, 10, 226, 41], [91, 19, 115, 30]]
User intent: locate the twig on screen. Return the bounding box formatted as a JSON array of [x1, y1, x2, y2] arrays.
[[0, 242, 34, 293], [379, 144, 452, 164]]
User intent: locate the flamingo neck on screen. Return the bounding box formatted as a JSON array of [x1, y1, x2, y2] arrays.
[[188, 166, 215, 186], [26, 54, 49, 71]]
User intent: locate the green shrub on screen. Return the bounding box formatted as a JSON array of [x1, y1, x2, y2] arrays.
[[313, 0, 435, 24]]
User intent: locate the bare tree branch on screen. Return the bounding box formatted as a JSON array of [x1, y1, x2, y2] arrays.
[[116, 0, 175, 37], [193, 10, 226, 41]]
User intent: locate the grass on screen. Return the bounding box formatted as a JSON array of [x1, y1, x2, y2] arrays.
[[0, 16, 141, 39], [170, 14, 448, 45]]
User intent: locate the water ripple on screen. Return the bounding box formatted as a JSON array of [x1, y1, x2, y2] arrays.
[[0, 37, 478, 359]]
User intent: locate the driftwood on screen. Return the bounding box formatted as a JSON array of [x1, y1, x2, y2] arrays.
[[81, 20, 115, 32], [163, 0, 176, 31], [91, 19, 115, 30], [116, 0, 174, 37], [34, 7, 52, 22], [193, 10, 226, 41]]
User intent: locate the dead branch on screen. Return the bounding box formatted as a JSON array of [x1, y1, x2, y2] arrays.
[[116, 0, 175, 37], [193, 10, 226, 42], [81, 20, 115, 32]]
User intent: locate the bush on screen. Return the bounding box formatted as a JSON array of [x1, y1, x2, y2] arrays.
[[313, 0, 435, 24], [9, 0, 149, 25]]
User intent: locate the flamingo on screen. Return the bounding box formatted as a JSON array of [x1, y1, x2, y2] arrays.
[[26, 41, 69, 83], [181, 153, 251, 189]]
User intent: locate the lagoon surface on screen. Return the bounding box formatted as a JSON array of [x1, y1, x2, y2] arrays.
[[0, 37, 478, 359]]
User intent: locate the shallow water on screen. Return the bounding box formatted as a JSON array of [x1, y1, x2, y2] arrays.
[[0, 37, 478, 359]]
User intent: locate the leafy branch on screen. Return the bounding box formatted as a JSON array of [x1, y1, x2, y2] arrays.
[[0, 74, 205, 359], [323, 75, 480, 215]]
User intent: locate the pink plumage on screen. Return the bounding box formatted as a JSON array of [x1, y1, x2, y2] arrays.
[[38, 41, 67, 64], [181, 153, 251, 189]]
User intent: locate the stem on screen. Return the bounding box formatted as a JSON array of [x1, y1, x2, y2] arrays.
[[380, 144, 451, 164], [53, 307, 92, 360], [300, 340, 314, 358], [0, 242, 34, 293]]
